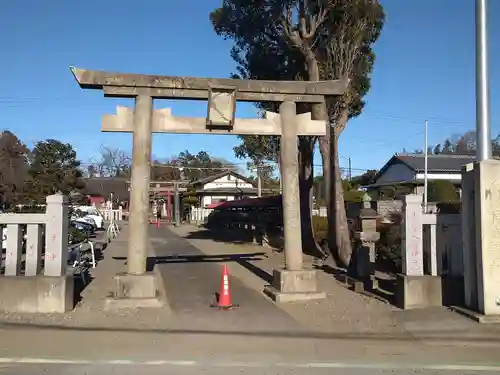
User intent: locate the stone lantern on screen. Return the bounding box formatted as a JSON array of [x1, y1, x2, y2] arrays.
[[353, 193, 380, 290]]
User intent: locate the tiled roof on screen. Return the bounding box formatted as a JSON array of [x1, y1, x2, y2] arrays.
[[394, 153, 476, 172], [83, 177, 129, 201]]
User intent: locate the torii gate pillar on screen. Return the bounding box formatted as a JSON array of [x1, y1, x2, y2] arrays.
[[263, 101, 326, 302], [128, 95, 153, 275]]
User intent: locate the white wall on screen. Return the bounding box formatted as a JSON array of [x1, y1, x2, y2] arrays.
[[200, 175, 253, 207], [415, 172, 461, 181], [203, 175, 253, 190], [202, 195, 235, 207]]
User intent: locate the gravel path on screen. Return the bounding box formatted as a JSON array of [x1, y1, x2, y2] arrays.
[[168, 225, 500, 345]]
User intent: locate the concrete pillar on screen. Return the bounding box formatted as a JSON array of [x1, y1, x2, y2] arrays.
[[44, 194, 69, 277], [4, 224, 23, 276], [401, 194, 424, 276], [25, 224, 43, 276], [127, 95, 153, 275], [397, 194, 442, 310], [473, 160, 500, 316], [279, 100, 302, 271], [461, 163, 478, 310]]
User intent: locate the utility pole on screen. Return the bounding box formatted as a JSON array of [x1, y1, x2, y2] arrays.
[[257, 171, 262, 197], [348, 157, 352, 182], [253, 162, 263, 197], [476, 0, 491, 161], [340, 156, 352, 181], [423, 120, 428, 213]]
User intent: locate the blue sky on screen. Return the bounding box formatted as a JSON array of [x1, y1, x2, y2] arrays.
[[1, 0, 499, 177]]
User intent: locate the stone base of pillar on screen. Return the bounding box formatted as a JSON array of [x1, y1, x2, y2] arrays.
[[264, 269, 325, 303], [104, 272, 166, 310], [395, 274, 442, 310], [449, 305, 500, 324]]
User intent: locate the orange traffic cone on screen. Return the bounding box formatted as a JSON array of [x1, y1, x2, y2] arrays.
[[211, 264, 238, 309], [156, 218, 160, 228]]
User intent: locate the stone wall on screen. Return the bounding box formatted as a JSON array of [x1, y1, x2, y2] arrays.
[[0, 194, 73, 313], [346, 200, 403, 219], [346, 199, 444, 219], [377, 200, 403, 217]]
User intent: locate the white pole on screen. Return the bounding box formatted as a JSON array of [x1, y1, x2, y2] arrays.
[[424, 120, 428, 213], [476, 0, 491, 161], [110, 192, 114, 224], [257, 165, 262, 197]]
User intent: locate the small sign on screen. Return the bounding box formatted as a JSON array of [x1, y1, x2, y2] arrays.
[[206, 87, 236, 129]]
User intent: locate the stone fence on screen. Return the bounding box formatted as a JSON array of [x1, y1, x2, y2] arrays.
[[398, 194, 463, 309], [0, 194, 72, 313], [190, 207, 214, 223], [203, 198, 284, 249], [101, 207, 124, 222], [346, 199, 441, 220]]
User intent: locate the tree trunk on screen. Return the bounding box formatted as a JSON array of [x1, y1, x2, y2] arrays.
[[303, 51, 329, 260], [318, 122, 333, 258], [298, 138, 324, 258], [318, 108, 352, 267], [301, 49, 328, 259]]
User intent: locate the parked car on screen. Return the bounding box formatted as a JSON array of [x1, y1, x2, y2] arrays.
[[73, 206, 105, 229], [70, 218, 94, 234], [73, 215, 97, 229], [70, 208, 98, 230]]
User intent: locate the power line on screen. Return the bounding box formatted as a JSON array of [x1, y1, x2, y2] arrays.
[[0, 95, 487, 128], [93, 162, 369, 173]]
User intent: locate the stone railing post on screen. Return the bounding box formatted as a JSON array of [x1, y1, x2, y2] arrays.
[[4, 224, 23, 276], [44, 194, 69, 277], [353, 194, 380, 290], [397, 194, 442, 309], [401, 194, 424, 276], [25, 223, 44, 276]]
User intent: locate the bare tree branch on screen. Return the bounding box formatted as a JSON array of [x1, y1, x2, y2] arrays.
[[87, 145, 131, 178]]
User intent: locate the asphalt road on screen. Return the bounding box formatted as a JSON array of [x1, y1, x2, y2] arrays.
[[2, 362, 500, 375]]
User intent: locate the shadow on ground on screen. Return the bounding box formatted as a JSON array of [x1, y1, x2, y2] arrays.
[[183, 227, 284, 252], [2, 320, 500, 345], [177, 227, 398, 304], [318, 263, 397, 305], [113, 252, 274, 284], [73, 241, 108, 306]]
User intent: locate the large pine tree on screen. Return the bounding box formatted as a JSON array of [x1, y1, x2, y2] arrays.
[[23, 139, 85, 204]]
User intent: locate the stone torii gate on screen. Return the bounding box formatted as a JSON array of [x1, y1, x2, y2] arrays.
[[146, 180, 188, 225], [71, 67, 347, 307]]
